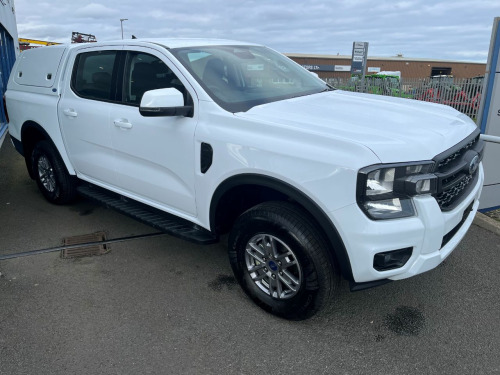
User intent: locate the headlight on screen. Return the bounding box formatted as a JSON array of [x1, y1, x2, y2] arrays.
[[357, 162, 436, 220]]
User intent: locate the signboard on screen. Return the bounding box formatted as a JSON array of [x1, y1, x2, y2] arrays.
[[301, 64, 356, 73], [368, 67, 381, 73], [477, 17, 500, 209], [301, 64, 336, 72], [351, 41, 368, 75], [334, 65, 351, 72]]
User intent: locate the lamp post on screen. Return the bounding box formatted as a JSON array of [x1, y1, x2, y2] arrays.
[[120, 18, 128, 39]]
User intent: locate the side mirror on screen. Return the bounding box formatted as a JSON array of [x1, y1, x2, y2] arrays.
[[139, 88, 193, 117]]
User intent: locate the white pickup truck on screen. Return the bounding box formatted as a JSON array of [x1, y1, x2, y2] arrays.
[[4, 39, 484, 319]]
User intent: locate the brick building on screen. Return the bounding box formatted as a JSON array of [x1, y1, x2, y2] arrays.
[[286, 53, 486, 79]]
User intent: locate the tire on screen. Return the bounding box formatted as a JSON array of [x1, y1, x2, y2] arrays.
[[31, 140, 77, 204], [228, 201, 338, 320]]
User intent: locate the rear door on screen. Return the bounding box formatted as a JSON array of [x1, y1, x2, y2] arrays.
[[58, 46, 122, 187]]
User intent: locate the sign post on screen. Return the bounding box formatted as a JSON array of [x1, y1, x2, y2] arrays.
[[351, 41, 369, 91], [477, 17, 500, 210]]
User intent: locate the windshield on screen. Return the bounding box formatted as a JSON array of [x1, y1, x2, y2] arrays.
[[170, 45, 330, 112]]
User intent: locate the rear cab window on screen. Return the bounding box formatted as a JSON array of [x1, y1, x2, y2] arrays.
[[71, 50, 118, 101]]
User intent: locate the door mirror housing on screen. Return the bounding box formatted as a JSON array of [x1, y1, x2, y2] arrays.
[[139, 88, 193, 117]]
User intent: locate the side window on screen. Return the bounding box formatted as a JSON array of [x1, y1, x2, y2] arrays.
[[71, 51, 117, 101], [122, 51, 187, 106]]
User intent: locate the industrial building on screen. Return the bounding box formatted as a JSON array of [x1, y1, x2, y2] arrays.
[[286, 53, 486, 79]]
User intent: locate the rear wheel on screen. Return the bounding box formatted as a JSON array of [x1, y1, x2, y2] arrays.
[[31, 140, 77, 204], [228, 201, 338, 320]]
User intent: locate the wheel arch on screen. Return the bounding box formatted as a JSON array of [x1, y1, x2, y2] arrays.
[[210, 173, 354, 281], [20, 121, 71, 179]]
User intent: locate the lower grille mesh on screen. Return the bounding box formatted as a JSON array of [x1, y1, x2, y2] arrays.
[[436, 174, 474, 209]]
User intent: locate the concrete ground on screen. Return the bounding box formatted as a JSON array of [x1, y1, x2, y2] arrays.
[[1, 140, 499, 375]]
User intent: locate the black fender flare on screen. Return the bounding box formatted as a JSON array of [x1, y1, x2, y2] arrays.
[[210, 173, 354, 281], [21, 120, 59, 152], [20, 121, 66, 179]]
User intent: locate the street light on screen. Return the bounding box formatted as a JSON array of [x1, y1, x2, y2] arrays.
[[120, 18, 128, 39]]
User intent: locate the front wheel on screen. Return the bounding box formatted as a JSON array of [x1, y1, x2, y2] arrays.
[[31, 140, 77, 204], [228, 201, 338, 320]]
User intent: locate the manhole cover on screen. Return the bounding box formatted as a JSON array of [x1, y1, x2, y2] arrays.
[[61, 232, 109, 259]]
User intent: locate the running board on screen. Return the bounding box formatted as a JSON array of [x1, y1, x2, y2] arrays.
[[76, 184, 218, 245]]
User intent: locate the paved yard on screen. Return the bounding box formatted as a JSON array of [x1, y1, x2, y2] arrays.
[[1, 141, 499, 375]]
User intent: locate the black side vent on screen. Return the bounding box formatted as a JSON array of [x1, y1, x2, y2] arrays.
[[200, 142, 213, 174]]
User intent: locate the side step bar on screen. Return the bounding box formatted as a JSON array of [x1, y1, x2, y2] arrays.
[[77, 184, 218, 245]]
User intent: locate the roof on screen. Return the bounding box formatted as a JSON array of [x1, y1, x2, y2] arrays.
[[142, 38, 260, 49], [59, 38, 260, 50]]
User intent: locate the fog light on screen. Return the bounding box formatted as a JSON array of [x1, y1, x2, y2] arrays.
[[373, 247, 413, 271]]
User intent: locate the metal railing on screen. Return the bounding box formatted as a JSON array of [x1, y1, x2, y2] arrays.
[[325, 76, 484, 119], [481, 134, 500, 144]]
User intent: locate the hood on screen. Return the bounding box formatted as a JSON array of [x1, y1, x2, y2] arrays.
[[235, 90, 477, 163]]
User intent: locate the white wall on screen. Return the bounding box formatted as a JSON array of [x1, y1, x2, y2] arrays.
[[0, 0, 19, 50], [478, 18, 500, 210]]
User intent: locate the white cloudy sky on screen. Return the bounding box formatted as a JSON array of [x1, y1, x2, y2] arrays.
[[13, 0, 500, 62]]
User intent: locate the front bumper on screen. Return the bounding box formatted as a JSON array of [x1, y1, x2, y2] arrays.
[[330, 164, 484, 283]]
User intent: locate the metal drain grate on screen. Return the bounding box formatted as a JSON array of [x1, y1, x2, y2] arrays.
[[61, 232, 110, 259]]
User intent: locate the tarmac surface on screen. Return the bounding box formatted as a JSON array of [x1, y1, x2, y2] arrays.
[[1, 140, 499, 375]]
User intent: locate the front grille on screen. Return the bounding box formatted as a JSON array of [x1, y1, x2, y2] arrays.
[[437, 137, 478, 169], [432, 129, 483, 211], [435, 174, 475, 208]]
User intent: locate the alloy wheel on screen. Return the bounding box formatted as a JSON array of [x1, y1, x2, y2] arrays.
[[245, 234, 302, 299]]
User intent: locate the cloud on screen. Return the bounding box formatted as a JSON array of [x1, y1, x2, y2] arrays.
[[451, 50, 489, 59], [12, 0, 499, 62], [75, 3, 118, 19]]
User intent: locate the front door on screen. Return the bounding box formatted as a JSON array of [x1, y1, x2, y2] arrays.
[[108, 47, 198, 216]]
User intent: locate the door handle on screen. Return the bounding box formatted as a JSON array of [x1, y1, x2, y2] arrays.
[[113, 119, 133, 129], [63, 108, 78, 117]]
